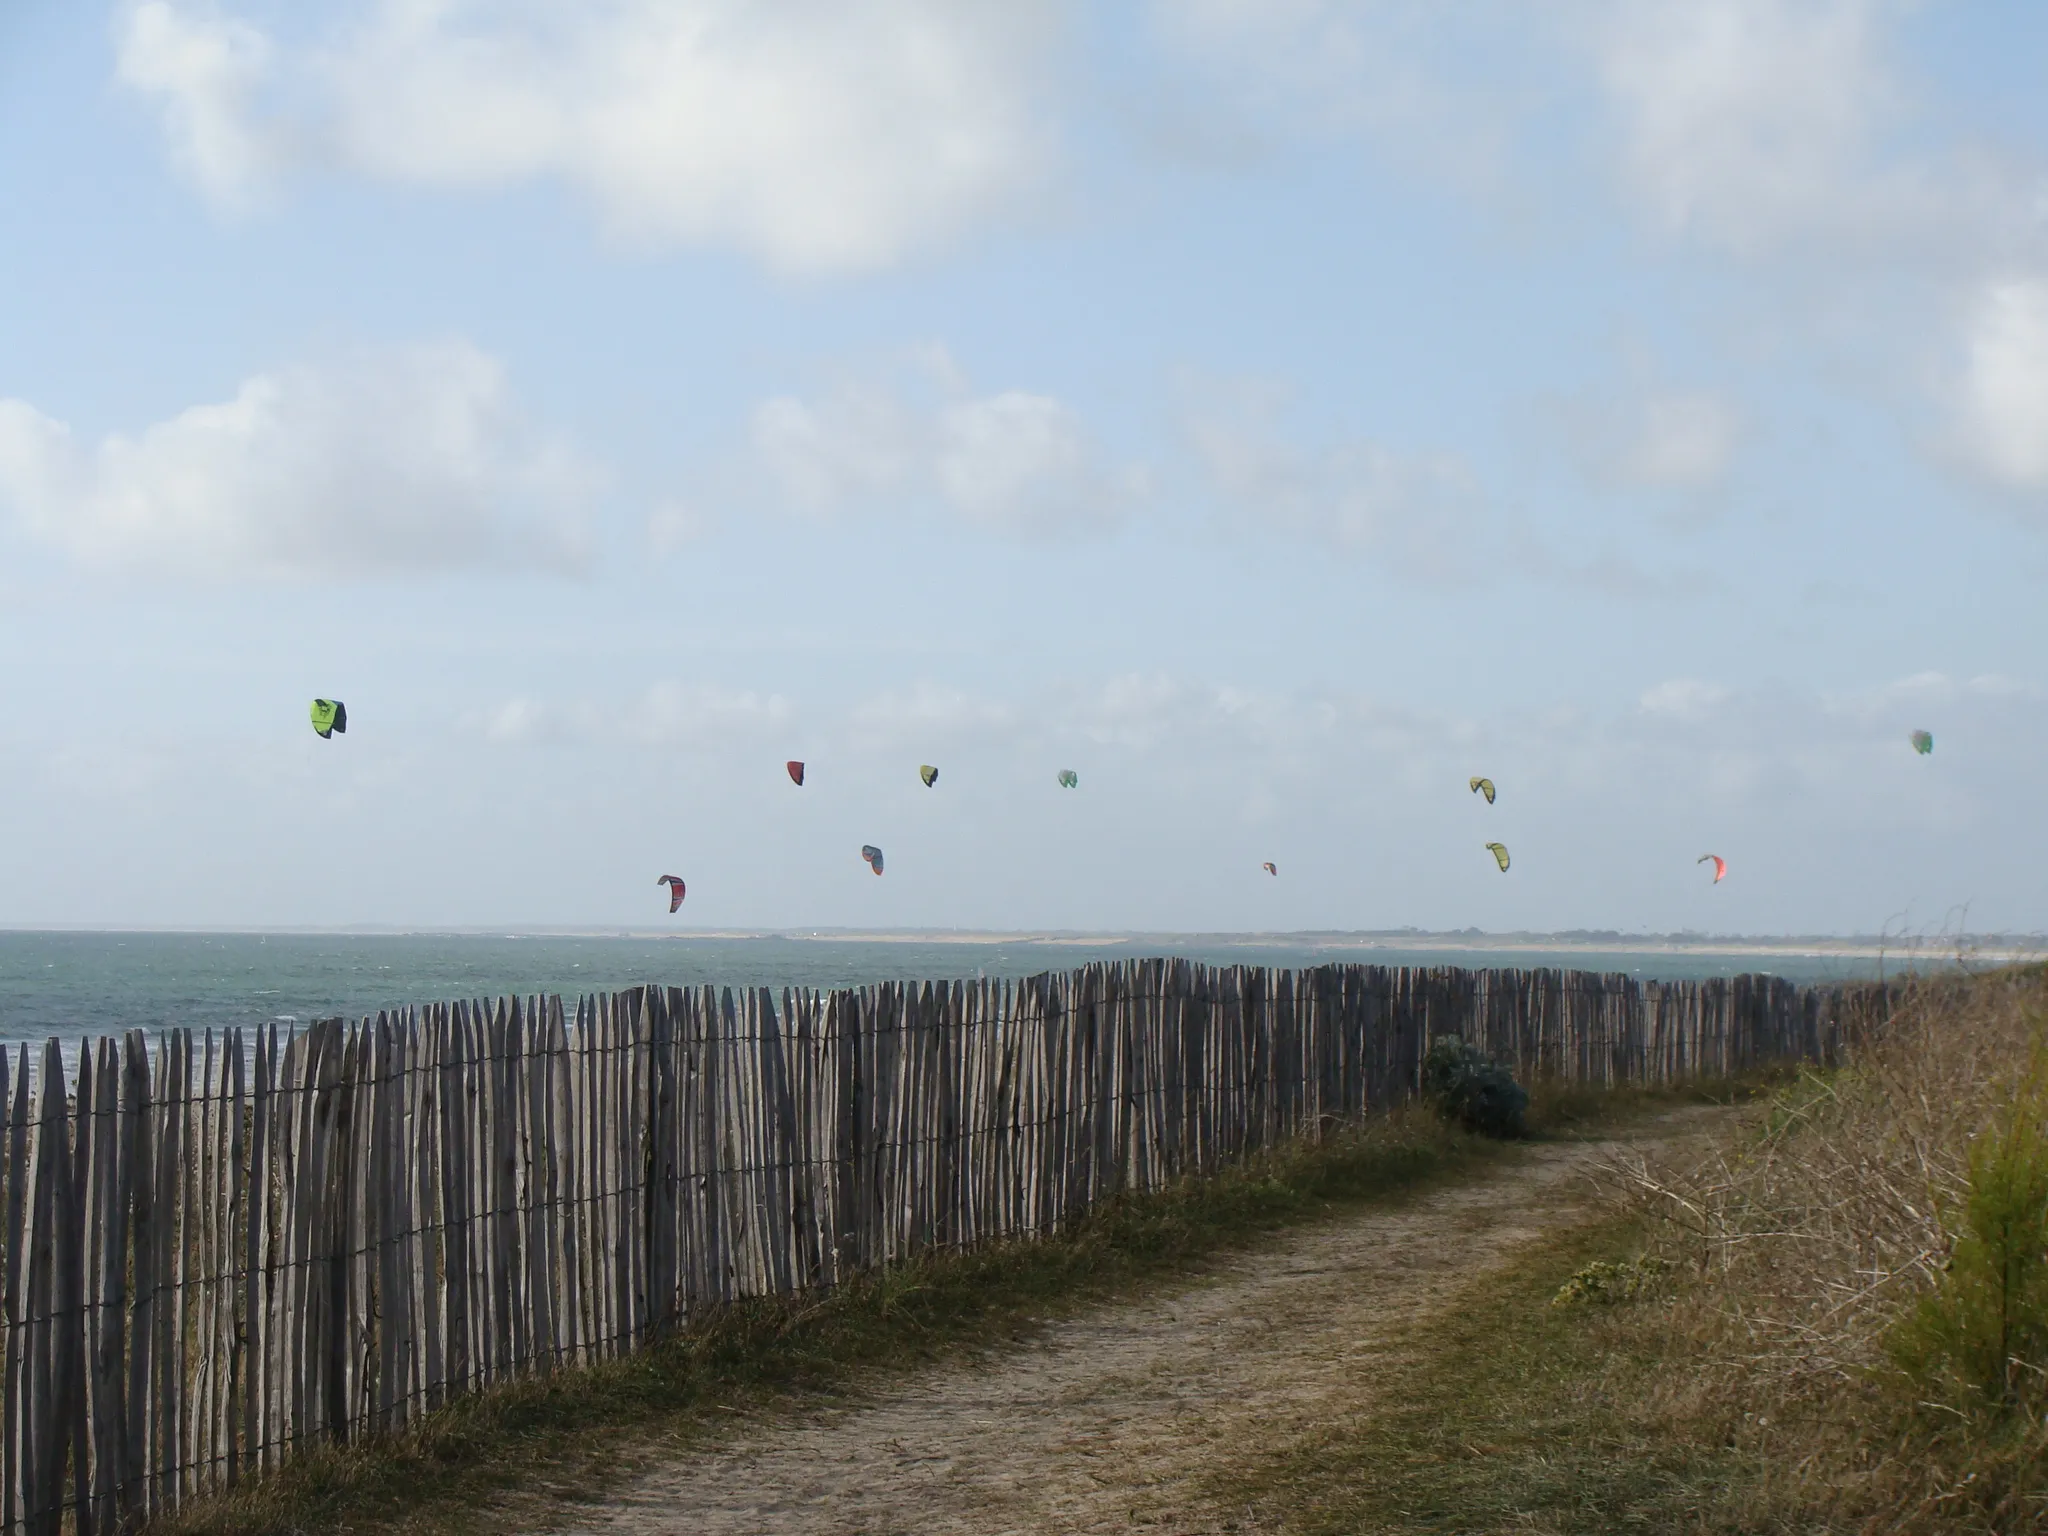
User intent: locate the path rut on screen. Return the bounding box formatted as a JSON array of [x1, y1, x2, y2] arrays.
[[566, 1116, 1713, 1535]]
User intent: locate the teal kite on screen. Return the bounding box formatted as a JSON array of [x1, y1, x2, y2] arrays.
[[1057, 769, 1078, 789], [1909, 730, 1933, 755]]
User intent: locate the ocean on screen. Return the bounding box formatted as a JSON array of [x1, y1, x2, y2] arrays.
[[0, 930, 1899, 1050]]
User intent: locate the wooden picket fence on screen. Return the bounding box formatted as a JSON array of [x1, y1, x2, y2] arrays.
[[0, 959, 1875, 1533]]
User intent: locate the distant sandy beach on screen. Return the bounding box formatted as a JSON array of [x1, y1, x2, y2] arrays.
[[509, 928, 2039, 967]]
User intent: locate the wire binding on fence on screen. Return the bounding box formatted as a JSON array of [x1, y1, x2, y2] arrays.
[[0, 960, 1884, 1534]]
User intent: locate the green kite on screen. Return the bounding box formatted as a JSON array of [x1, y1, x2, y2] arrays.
[[310, 699, 348, 740]]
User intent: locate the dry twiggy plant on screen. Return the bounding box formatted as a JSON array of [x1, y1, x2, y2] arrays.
[[1600, 967, 2048, 1532]]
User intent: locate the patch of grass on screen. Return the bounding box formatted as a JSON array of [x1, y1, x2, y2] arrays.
[[158, 1105, 1527, 1536], [1203, 1213, 1779, 1536], [1524, 1072, 1783, 1140], [1610, 968, 2048, 1532], [1241, 972, 2048, 1536]]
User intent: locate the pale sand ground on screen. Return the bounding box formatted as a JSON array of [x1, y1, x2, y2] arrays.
[[544, 1111, 1724, 1536]]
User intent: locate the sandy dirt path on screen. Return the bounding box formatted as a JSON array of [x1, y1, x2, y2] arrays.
[[564, 1116, 1714, 1536]]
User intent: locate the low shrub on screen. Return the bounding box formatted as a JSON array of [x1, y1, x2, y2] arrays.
[[1886, 1055, 2048, 1414], [1551, 1255, 1674, 1308], [1421, 1036, 1528, 1139]]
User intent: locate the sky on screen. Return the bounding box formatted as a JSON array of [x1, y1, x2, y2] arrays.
[[1, 0, 2045, 936]]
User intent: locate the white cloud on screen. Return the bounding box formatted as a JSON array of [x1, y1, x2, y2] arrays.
[[1568, 388, 1740, 494], [458, 684, 791, 746], [1591, 0, 1903, 250], [932, 393, 1140, 534], [1156, 0, 2039, 263], [114, 1, 278, 204], [1146, 0, 1540, 191], [118, 0, 1064, 273], [752, 387, 917, 510], [1579, 0, 2043, 264], [469, 697, 555, 745], [847, 682, 1017, 747], [1952, 278, 2048, 495], [0, 341, 594, 579], [1819, 669, 1989, 729], [646, 500, 711, 555], [1966, 673, 2037, 700], [750, 357, 1139, 535], [628, 682, 791, 743], [1621, 393, 1739, 488], [1180, 377, 1481, 578], [1639, 678, 1732, 721]]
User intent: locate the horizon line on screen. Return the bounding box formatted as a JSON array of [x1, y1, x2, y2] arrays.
[[0, 924, 2033, 951]]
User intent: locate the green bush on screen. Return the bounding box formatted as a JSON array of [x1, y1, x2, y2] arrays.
[[1422, 1036, 1529, 1139], [1551, 1255, 1673, 1307], [1886, 1060, 2048, 1414]]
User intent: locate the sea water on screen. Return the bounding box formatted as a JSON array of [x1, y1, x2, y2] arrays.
[[0, 930, 1892, 1051]]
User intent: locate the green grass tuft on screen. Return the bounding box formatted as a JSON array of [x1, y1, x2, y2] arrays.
[[1202, 1214, 1759, 1535]]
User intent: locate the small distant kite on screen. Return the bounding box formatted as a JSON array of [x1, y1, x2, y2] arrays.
[[1485, 842, 1510, 873], [1697, 854, 1727, 884], [919, 764, 938, 788], [860, 844, 885, 876], [1469, 776, 1495, 805], [1057, 769, 1079, 788], [657, 875, 686, 912], [786, 760, 806, 786], [1262, 862, 1278, 876], [1909, 730, 1933, 756], [310, 699, 347, 739]]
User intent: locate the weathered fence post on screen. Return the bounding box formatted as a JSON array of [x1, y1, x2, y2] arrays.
[[0, 959, 1863, 1529]]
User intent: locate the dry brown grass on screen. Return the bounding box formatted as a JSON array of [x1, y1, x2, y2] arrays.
[[1606, 964, 2048, 1532]]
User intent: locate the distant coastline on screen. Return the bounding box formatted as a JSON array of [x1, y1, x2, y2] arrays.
[[0, 928, 2009, 1045], [1, 923, 2032, 965]]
